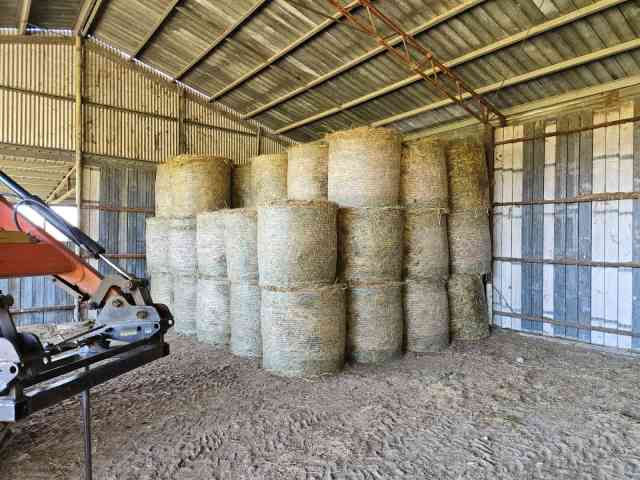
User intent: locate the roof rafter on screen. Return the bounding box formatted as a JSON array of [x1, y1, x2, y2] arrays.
[[174, 0, 271, 82], [371, 37, 640, 128], [207, 0, 364, 101], [17, 0, 32, 35], [75, 0, 106, 37], [245, 0, 486, 118], [130, 0, 182, 60], [275, 0, 630, 134]]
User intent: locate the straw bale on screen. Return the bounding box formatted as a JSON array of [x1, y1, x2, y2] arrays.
[[447, 140, 490, 211], [403, 206, 449, 281], [287, 142, 328, 200], [232, 164, 254, 208], [258, 201, 337, 288], [448, 273, 490, 341], [146, 216, 170, 274], [448, 209, 492, 275], [261, 284, 346, 377], [327, 127, 401, 207], [197, 211, 227, 279], [197, 276, 230, 347], [338, 207, 403, 284], [401, 138, 448, 207], [172, 273, 198, 336], [230, 282, 261, 358], [168, 217, 197, 275], [403, 280, 449, 352], [347, 283, 403, 364], [224, 208, 258, 283], [150, 272, 173, 312], [252, 153, 287, 206], [155, 163, 172, 218]]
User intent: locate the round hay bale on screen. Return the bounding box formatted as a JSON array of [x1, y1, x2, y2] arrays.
[[403, 207, 449, 281], [338, 207, 404, 284], [146, 217, 170, 274], [224, 208, 258, 283], [347, 283, 403, 364], [172, 274, 198, 336], [197, 211, 227, 279], [168, 217, 197, 275], [403, 280, 449, 353], [155, 163, 173, 218], [327, 126, 402, 207], [448, 273, 490, 341], [448, 209, 491, 275], [447, 139, 490, 211], [170, 154, 231, 217], [232, 164, 254, 208], [252, 153, 287, 206], [197, 276, 230, 347], [258, 201, 337, 288], [261, 284, 346, 377], [287, 142, 328, 200], [150, 272, 172, 312], [401, 138, 448, 207], [230, 282, 261, 358]]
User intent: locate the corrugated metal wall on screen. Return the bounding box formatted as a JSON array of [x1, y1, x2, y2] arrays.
[[492, 98, 640, 351]]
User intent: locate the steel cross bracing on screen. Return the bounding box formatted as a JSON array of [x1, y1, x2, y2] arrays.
[[325, 0, 506, 126]]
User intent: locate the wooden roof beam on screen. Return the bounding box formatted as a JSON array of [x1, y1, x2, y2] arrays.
[[130, 0, 182, 60], [207, 0, 364, 101], [275, 0, 631, 134], [17, 0, 32, 35], [245, 0, 486, 118], [174, 0, 271, 82], [74, 0, 106, 37]]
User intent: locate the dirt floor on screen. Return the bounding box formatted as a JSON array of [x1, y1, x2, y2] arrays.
[[3, 329, 640, 480]]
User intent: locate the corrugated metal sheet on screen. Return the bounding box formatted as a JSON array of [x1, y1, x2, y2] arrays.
[[492, 97, 640, 350]]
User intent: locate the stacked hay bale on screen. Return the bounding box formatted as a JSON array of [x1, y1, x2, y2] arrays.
[[446, 139, 491, 340], [224, 208, 261, 358], [196, 211, 230, 346], [287, 142, 328, 200], [401, 139, 450, 352], [231, 163, 254, 208], [258, 201, 345, 377], [252, 153, 287, 206], [328, 127, 404, 364], [148, 155, 231, 335]]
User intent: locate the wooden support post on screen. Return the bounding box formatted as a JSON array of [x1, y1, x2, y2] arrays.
[[178, 89, 186, 154], [74, 35, 84, 322], [256, 126, 262, 155]]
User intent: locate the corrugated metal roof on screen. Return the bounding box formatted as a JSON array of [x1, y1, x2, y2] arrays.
[[1, 0, 640, 141]]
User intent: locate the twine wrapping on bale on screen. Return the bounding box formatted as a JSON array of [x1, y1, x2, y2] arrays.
[[252, 153, 288, 206], [224, 208, 258, 283], [401, 138, 448, 207], [403, 280, 449, 352], [338, 207, 403, 284], [172, 274, 198, 336], [150, 272, 173, 311], [232, 164, 254, 208], [170, 154, 232, 217], [230, 282, 261, 358], [448, 273, 490, 341], [155, 163, 172, 218], [347, 283, 403, 364], [447, 139, 490, 211], [146, 217, 170, 274], [287, 142, 329, 201], [258, 201, 337, 288], [448, 208, 492, 275], [197, 276, 230, 346], [169, 217, 197, 275], [403, 206, 449, 281], [197, 211, 227, 279], [327, 127, 402, 207], [261, 284, 346, 377]]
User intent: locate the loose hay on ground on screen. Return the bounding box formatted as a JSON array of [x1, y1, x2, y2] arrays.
[[224, 208, 258, 283], [252, 153, 288, 206], [258, 201, 337, 288], [448, 273, 490, 341], [403, 280, 449, 353], [287, 142, 329, 201], [327, 127, 401, 207], [403, 206, 449, 281], [400, 138, 448, 207], [261, 284, 346, 378], [338, 207, 404, 284], [197, 211, 227, 279]]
